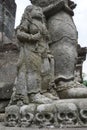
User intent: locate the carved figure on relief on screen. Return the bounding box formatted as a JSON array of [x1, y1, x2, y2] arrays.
[[9, 5, 57, 105], [30, 0, 87, 99]]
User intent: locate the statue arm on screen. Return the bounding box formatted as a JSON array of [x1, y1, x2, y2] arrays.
[[43, 0, 65, 18], [43, 0, 75, 18], [17, 29, 41, 43], [63, 0, 77, 16], [63, 3, 74, 16]]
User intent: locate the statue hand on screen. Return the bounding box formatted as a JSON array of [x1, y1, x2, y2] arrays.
[[69, 0, 77, 10], [31, 32, 41, 41]]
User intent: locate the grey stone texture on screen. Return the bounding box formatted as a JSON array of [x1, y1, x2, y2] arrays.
[[0, 0, 16, 43], [9, 5, 57, 105], [29, 0, 87, 100], [5, 105, 20, 127], [0, 125, 86, 130], [0, 44, 19, 112], [0, 82, 13, 99], [0, 101, 9, 113], [30, 0, 78, 82], [1, 0, 87, 129], [3, 99, 87, 128], [0, 49, 19, 85]]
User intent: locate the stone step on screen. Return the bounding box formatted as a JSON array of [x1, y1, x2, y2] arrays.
[[0, 123, 87, 130]]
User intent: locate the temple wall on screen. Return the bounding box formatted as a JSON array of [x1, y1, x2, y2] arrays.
[[0, 0, 16, 44]]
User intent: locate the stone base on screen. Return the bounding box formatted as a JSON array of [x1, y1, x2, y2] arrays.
[[0, 123, 87, 130], [3, 98, 87, 128], [53, 98, 87, 104]]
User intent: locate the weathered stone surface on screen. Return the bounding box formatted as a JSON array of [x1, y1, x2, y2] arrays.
[[9, 5, 57, 106], [2, 0, 87, 129], [0, 0, 16, 43], [0, 101, 9, 113], [3, 98, 87, 128], [0, 82, 13, 99], [0, 113, 5, 122], [0, 50, 19, 84], [0, 47, 19, 100], [20, 104, 36, 127], [0, 125, 86, 130], [5, 105, 20, 127], [30, 0, 87, 100]]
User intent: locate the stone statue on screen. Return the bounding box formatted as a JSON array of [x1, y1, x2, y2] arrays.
[[4, 1, 87, 128], [9, 5, 58, 105], [30, 0, 87, 99]]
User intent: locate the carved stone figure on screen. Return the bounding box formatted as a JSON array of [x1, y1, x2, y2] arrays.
[[35, 104, 56, 127], [20, 104, 36, 127], [30, 0, 87, 99], [3, 1, 87, 129], [35, 112, 54, 127], [5, 105, 20, 127], [77, 101, 87, 126], [56, 103, 78, 127], [9, 5, 58, 105]]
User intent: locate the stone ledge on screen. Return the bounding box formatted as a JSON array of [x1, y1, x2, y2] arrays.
[[0, 124, 87, 130]]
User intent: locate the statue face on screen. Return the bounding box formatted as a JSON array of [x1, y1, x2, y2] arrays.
[[5, 105, 20, 127], [57, 110, 77, 126], [35, 104, 55, 127], [20, 104, 36, 127], [35, 112, 54, 126], [31, 6, 43, 19], [56, 103, 78, 127], [80, 109, 87, 124], [20, 112, 34, 127], [78, 101, 87, 125]]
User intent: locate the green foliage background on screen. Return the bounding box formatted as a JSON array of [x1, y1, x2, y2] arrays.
[[83, 80, 87, 87]]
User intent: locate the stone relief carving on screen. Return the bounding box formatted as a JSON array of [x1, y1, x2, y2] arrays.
[[20, 104, 36, 127], [76, 101, 87, 126], [9, 5, 57, 106], [5, 105, 20, 127], [56, 103, 78, 127], [35, 104, 56, 127], [4, 0, 87, 128], [30, 0, 87, 99], [4, 101, 87, 128]]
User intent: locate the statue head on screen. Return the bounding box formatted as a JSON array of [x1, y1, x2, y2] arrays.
[[56, 103, 78, 126], [5, 105, 20, 127], [19, 5, 45, 31], [21, 5, 44, 21]]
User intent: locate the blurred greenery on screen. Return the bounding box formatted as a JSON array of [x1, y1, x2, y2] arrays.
[[83, 80, 87, 87], [82, 73, 87, 86]]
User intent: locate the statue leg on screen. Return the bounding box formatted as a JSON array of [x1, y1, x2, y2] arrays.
[[51, 38, 87, 99], [26, 59, 55, 104], [28, 66, 58, 103], [9, 64, 29, 105], [40, 56, 59, 100]]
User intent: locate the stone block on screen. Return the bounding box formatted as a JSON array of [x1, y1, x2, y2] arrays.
[[0, 101, 9, 113], [0, 82, 13, 100]]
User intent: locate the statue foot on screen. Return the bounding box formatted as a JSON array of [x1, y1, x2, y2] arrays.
[[30, 93, 53, 104], [56, 81, 87, 99], [43, 92, 59, 100]]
